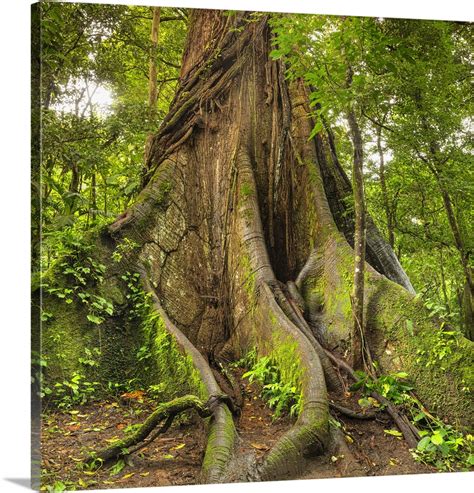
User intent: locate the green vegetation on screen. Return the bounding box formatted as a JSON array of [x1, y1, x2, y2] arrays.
[[36, 2, 186, 274], [271, 14, 473, 338], [239, 347, 303, 418], [39, 270, 205, 410], [351, 370, 473, 471]]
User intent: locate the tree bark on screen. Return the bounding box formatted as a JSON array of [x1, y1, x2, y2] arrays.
[[148, 7, 161, 120], [347, 109, 366, 370]]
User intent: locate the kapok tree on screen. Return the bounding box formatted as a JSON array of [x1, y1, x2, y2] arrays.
[[38, 10, 473, 483]]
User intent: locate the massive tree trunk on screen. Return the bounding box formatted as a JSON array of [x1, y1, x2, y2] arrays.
[[39, 10, 473, 484]]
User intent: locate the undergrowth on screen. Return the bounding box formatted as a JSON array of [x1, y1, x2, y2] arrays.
[[352, 370, 474, 471], [236, 347, 303, 419], [39, 268, 206, 411]]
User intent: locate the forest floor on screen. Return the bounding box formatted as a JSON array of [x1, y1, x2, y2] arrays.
[[40, 370, 434, 491]]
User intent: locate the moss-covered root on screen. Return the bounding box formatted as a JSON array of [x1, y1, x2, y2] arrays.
[[143, 280, 236, 483], [258, 402, 329, 481], [87, 395, 215, 464], [274, 283, 342, 392], [257, 284, 330, 481], [201, 404, 236, 483]]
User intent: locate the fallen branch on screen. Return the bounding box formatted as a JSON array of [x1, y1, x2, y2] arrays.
[[329, 401, 378, 420], [86, 394, 231, 466]]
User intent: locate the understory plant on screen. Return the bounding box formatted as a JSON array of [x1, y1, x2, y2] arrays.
[[351, 370, 473, 471], [241, 349, 303, 418]]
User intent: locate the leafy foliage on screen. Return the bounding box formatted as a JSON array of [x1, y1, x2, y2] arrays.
[[242, 351, 303, 418], [37, 3, 187, 273], [350, 370, 473, 470]]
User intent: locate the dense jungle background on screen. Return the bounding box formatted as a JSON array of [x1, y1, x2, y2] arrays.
[[32, 2, 473, 492]]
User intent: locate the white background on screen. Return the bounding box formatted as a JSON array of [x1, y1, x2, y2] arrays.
[[0, 1, 472, 492]]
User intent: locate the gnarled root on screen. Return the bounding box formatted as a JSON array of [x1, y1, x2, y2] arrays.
[[142, 278, 237, 483], [329, 402, 378, 420], [324, 350, 420, 449], [86, 394, 230, 465], [254, 284, 330, 481]]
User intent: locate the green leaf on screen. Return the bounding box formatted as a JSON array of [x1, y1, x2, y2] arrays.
[[392, 372, 409, 379], [358, 398, 372, 409], [384, 429, 403, 438], [413, 412, 426, 422], [431, 433, 444, 446], [109, 459, 125, 476], [308, 120, 323, 140], [349, 379, 366, 392], [417, 436, 431, 451], [87, 314, 103, 325]]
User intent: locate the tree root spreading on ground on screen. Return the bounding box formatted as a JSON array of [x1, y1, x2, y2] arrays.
[[87, 394, 232, 465]]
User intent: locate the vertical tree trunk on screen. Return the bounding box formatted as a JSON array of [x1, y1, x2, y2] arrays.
[[91, 172, 97, 223], [438, 248, 450, 313], [416, 106, 473, 299], [376, 124, 394, 248], [66, 162, 80, 216], [144, 7, 162, 176], [347, 109, 366, 369], [438, 179, 473, 294], [148, 7, 161, 120]]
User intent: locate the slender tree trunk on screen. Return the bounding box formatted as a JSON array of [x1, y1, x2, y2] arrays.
[[438, 178, 473, 294], [416, 107, 473, 298], [91, 172, 97, 223], [148, 7, 161, 120], [66, 162, 80, 216], [438, 248, 450, 314], [434, 175, 474, 340], [376, 124, 394, 248], [144, 7, 162, 177], [347, 109, 366, 370]]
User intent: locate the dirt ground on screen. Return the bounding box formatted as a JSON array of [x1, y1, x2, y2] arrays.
[[41, 394, 207, 490], [301, 391, 434, 480], [41, 370, 435, 491]]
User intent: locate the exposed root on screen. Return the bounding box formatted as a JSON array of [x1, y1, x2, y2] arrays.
[[323, 349, 420, 449], [235, 145, 331, 480], [274, 285, 343, 392], [86, 394, 230, 465], [256, 284, 330, 481], [142, 276, 237, 483], [329, 402, 378, 420]]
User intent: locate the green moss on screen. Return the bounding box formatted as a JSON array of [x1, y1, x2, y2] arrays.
[[240, 253, 256, 298], [156, 180, 173, 205], [98, 283, 125, 306], [246, 328, 306, 418], [366, 278, 474, 428], [240, 181, 254, 198], [40, 295, 96, 383], [269, 330, 305, 395], [306, 159, 319, 185], [146, 312, 207, 400], [302, 261, 352, 343], [201, 405, 235, 481]]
